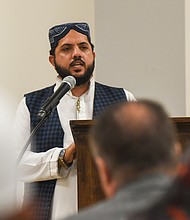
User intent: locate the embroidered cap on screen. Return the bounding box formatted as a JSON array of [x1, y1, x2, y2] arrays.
[[49, 22, 93, 54]]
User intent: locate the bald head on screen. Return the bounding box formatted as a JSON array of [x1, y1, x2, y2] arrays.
[[90, 100, 178, 182]]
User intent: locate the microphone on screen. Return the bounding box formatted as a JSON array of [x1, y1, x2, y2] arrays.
[[37, 76, 76, 119]]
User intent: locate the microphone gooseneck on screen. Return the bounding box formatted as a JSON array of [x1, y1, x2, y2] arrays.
[[37, 76, 76, 119], [17, 76, 76, 164]]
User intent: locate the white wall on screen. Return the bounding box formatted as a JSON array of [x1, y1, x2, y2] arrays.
[[0, 0, 95, 114], [1, 0, 189, 117], [95, 0, 187, 116], [185, 0, 190, 115]]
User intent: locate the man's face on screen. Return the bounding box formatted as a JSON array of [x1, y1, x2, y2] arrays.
[[49, 29, 95, 85]]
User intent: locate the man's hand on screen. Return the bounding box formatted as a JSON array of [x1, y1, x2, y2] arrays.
[[64, 143, 76, 165]]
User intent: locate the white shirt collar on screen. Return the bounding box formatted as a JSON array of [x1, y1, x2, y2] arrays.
[[54, 76, 95, 101]]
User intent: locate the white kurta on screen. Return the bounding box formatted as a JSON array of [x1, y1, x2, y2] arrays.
[[13, 77, 136, 220]]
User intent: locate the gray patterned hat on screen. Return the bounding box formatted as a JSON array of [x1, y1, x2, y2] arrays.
[[49, 22, 93, 54]]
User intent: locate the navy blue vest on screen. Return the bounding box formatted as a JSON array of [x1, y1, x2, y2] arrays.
[[24, 82, 127, 220]]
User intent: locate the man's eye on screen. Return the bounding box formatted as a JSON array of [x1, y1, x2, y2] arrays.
[[81, 46, 88, 50], [62, 47, 70, 51]]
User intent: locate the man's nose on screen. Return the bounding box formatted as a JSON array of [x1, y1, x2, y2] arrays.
[[72, 46, 82, 58]]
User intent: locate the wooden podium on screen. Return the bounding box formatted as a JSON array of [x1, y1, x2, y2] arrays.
[[70, 120, 105, 210], [70, 117, 190, 210], [171, 117, 190, 151]]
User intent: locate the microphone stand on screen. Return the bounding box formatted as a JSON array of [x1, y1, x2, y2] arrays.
[[13, 112, 51, 217], [16, 112, 51, 165], [16, 76, 76, 165]]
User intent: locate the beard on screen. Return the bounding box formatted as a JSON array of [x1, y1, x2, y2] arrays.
[[54, 59, 95, 86]]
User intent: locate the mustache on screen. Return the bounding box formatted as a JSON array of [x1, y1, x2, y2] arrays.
[[70, 58, 85, 67]]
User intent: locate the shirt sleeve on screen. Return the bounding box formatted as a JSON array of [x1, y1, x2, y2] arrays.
[[13, 97, 69, 182], [124, 89, 137, 101]]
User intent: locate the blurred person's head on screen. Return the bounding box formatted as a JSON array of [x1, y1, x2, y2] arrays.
[[90, 100, 181, 198]]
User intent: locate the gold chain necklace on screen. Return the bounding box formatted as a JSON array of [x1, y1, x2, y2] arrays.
[[76, 98, 81, 113]]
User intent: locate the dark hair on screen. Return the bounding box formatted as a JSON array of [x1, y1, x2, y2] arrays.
[[91, 100, 178, 177]]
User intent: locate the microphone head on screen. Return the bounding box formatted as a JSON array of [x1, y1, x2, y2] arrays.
[[62, 76, 76, 89]]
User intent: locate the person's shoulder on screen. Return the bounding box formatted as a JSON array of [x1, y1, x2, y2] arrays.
[[64, 201, 105, 220], [95, 81, 124, 90], [24, 84, 55, 97], [64, 198, 120, 220], [95, 81, 136, 101]]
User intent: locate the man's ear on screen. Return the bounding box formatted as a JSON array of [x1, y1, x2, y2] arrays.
[[95, 156, 117, 198], [49, 55, 55, 67]]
